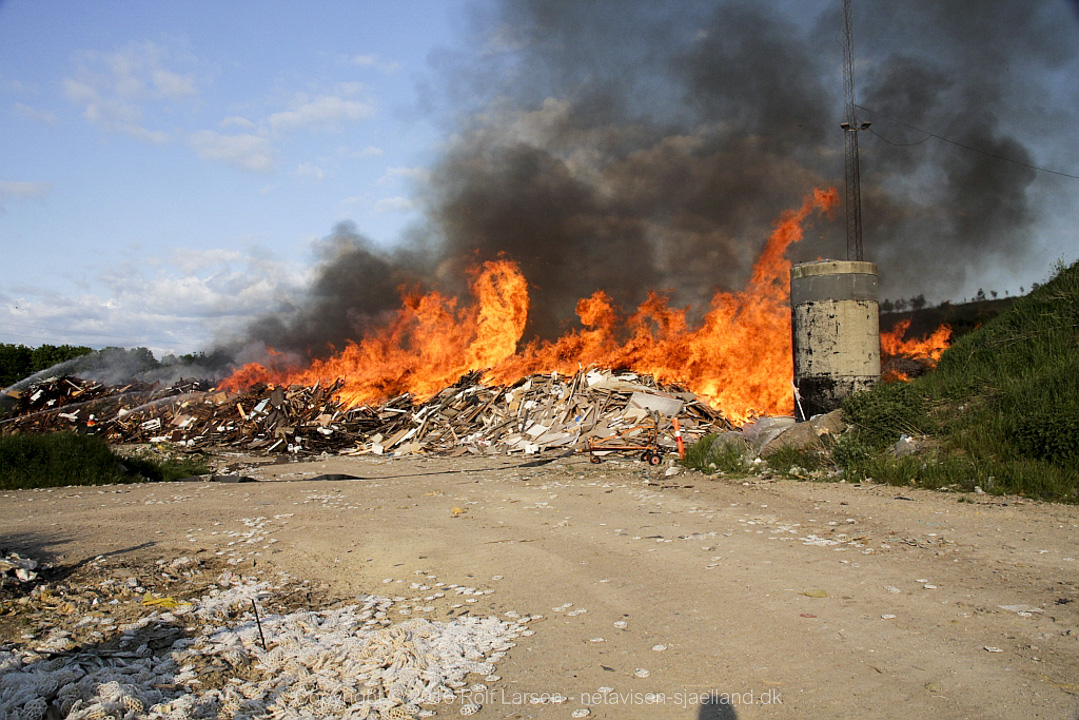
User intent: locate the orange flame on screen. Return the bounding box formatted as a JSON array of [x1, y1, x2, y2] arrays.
[[880, 319, 952, 362], [881, 369, 912, 383], [221, 188, 839, 424], [217, 348, 291, 393]]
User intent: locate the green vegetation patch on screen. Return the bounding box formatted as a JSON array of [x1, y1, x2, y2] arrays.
[[839, 259, 1079, 502], [683, 260, 1079, 503], [0, 432, 209, 490], [0, 344, 93, 388]]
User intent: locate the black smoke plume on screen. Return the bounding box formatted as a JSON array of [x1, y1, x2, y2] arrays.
[[243, 0, 1079, 360]]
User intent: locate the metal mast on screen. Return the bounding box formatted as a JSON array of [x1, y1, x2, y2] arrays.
[[841, 0, 868, 261]]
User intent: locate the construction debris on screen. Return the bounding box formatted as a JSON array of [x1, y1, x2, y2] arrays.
[[0, 552, 38, 583], [1, 368, 732, 459]]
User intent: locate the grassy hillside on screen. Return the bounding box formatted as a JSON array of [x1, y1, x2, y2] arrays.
[[837, 259, 1079, 501]]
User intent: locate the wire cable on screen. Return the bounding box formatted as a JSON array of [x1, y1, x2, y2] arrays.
[[867, 127, 931, 147], [856, 104, 1079, 180]]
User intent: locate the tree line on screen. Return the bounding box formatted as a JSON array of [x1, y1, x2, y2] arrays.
[[0, 343, 95, 387], [880, 285, 1034, 314]]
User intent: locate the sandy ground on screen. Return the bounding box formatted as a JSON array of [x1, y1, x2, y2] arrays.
[[1, 451, 1077, 720]]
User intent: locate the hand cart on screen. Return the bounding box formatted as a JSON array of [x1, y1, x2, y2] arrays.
[[586, 411, 664, 465]]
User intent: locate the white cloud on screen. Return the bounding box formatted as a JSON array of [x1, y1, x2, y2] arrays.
[[190, 130, 275, 173], [268, 94, 375, 133], [295, 162, 326, 182], [335, 81, 366, 96], [0, 181, 52, 199], [221, 115, 256, 130], [373, 196, 414, 213], [0, 181, 53, 212], [13, 103, 58, 125], [62, 41, 197, 143], [166, 248, 245, 274], [0, 246, 307, 356], [336, 145, 383, 159], [151, 67, 197, 100], [63, 76, 170, 143], [350, 54, 399, 73], [379, 166, 431, 184]]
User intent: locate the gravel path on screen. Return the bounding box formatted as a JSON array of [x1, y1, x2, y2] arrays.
[[1, 453, 1076, 719]]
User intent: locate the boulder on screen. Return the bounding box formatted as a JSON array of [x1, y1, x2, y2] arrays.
[[808, 409, 846, 437], [760, 421, 824, 458]]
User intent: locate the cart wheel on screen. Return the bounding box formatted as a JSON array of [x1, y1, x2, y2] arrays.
[[590, 454, 601, 464], [640, 451, 652, 463], [647, 452, 663, 466]]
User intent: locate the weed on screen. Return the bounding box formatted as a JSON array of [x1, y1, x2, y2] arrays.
[[681, 433, 752, 475], [764, 445, 826, 477], [681, 433, 718, 470], [0, 432, 209, 490]]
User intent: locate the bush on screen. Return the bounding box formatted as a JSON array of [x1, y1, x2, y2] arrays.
[[1011, 412, 1079, 467], [0, 432, 209, 490], [764, 444, 826, 477], [841, 381, 927, 447], [681, 433, 752, 475]]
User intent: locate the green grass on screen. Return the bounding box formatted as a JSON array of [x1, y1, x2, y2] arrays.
[[0, 432, 210, 490], [681, 432, 754, 474], [837, 259, 1079, 501], [764, 445, 827, 478]]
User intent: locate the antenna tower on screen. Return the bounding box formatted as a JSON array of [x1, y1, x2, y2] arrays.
[[841, 0, 868, 261]]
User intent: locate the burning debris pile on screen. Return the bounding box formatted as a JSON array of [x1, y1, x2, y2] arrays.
[[1, 368, 729, 459]]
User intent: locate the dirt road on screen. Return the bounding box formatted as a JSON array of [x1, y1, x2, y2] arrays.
[[2, 453, 1077, 719]]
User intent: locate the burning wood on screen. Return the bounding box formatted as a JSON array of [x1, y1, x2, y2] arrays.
[[1, 369, 730, 459], [220, 189, 841, 425], [880, 319, 953, 382]]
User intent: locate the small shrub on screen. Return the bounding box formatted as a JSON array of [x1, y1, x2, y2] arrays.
[[681, 434, 717, 470], [764, 445, 826, 477], [122, 448, 211, 483], [681, 433, 751, 474], [1011, 412, 1079, 467], [707, 440, 752, 474], [842, 383, 927, 448], [0, 432, 208, 490]]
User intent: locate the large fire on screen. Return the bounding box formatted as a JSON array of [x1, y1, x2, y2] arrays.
[[221, 187, 922, 424]]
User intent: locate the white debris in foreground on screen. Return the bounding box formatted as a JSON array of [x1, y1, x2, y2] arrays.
[[0, 552, 39, 583], [0, 578, 534, 720]]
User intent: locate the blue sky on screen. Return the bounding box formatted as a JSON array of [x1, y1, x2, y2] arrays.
[[2, 0, 1078, 360], [1, 0, 469, 354]]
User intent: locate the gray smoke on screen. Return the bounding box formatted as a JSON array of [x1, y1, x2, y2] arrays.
[[246, 221, 433, 357], [854, 0, 1074, 295], [244, 0, 1079, 359]]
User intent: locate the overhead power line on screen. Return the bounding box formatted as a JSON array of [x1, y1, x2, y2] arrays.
[[856, 104, 1079, 180]]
